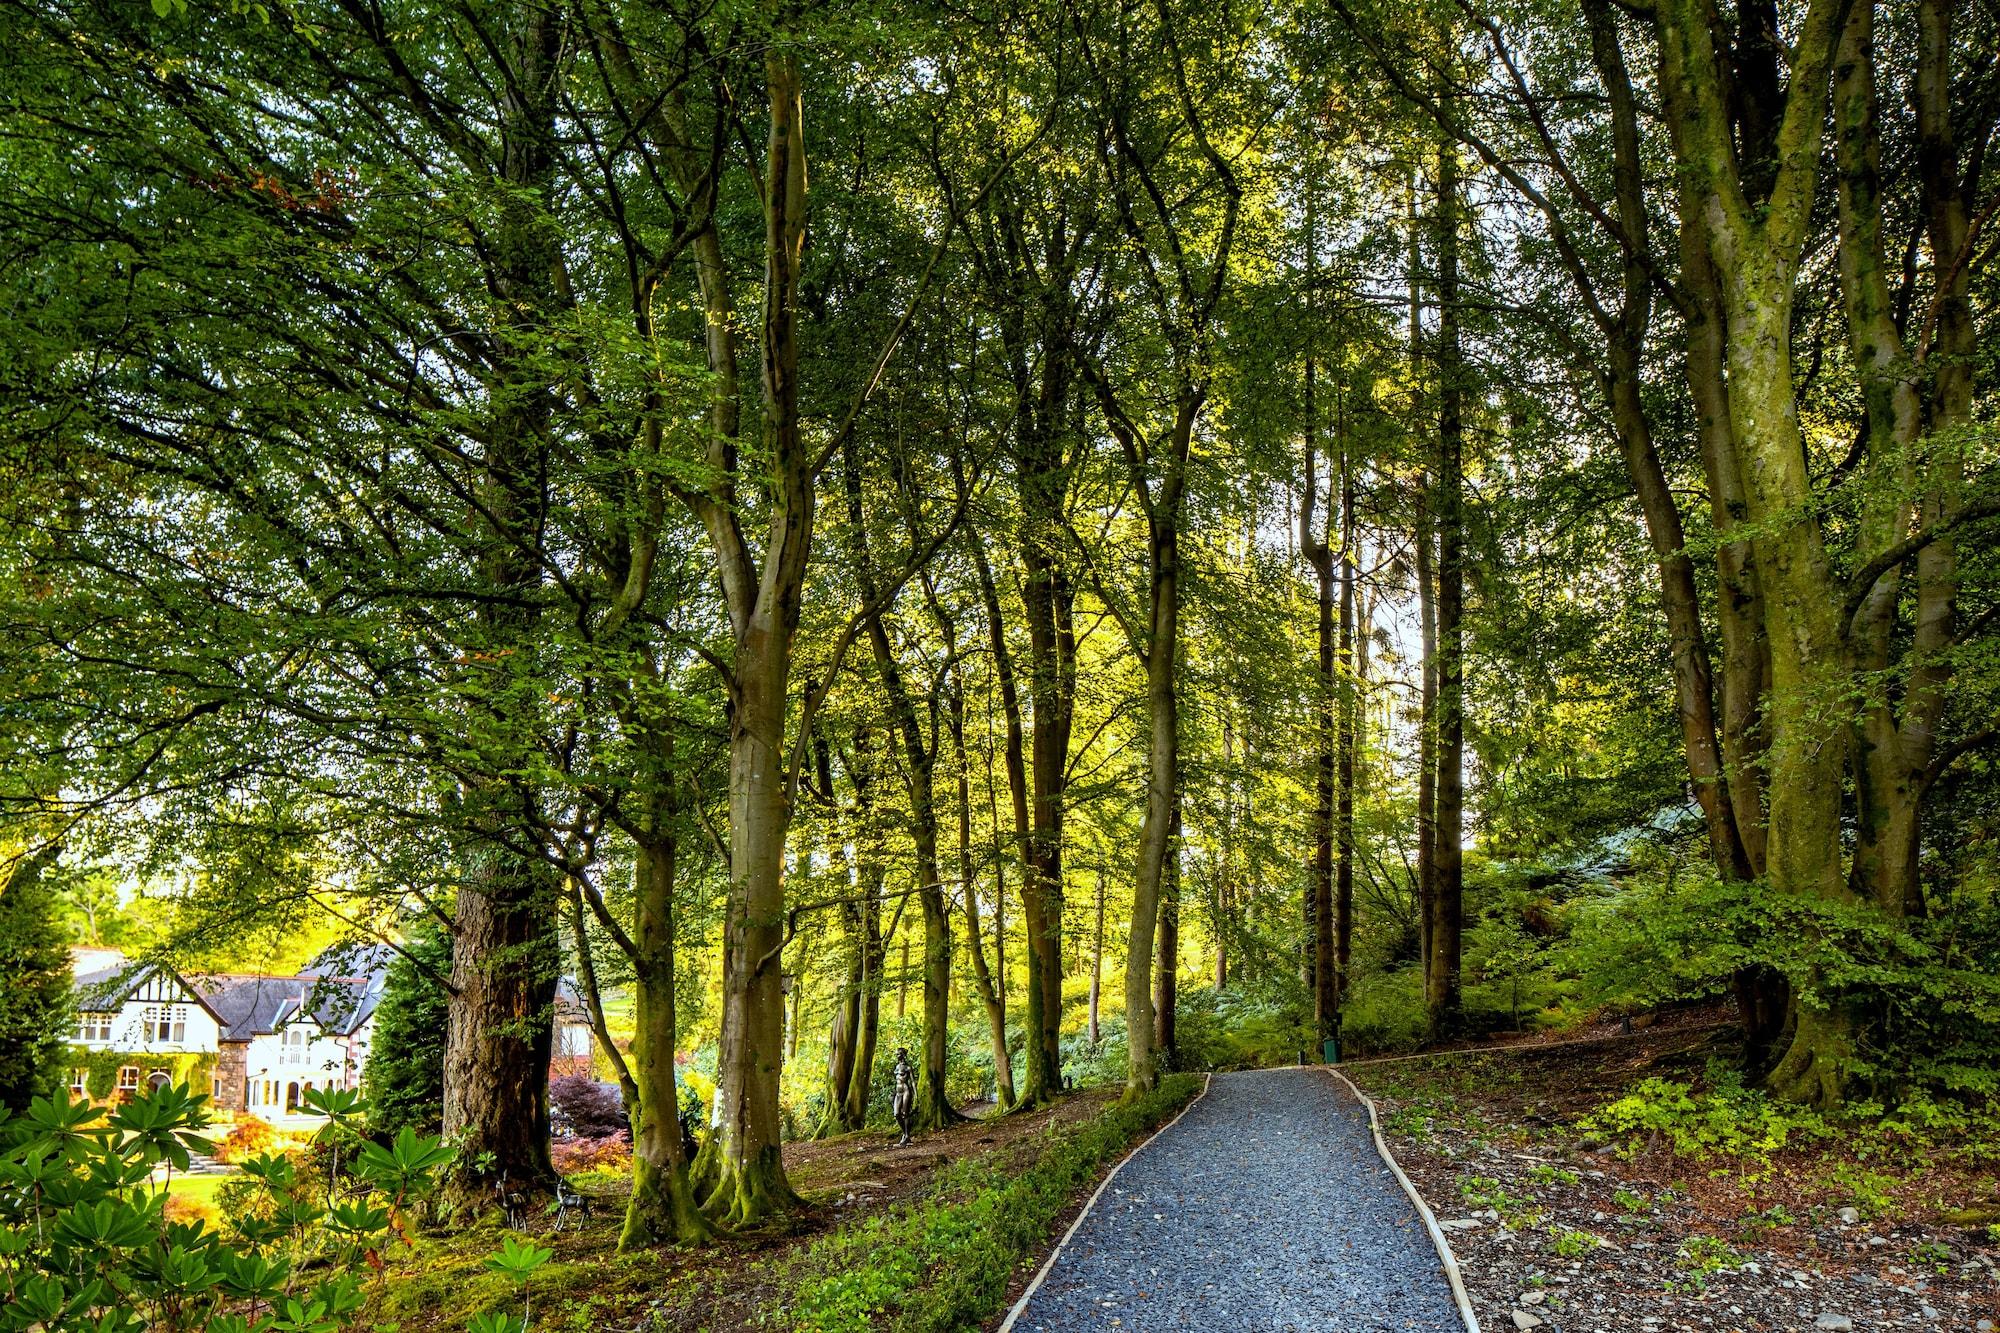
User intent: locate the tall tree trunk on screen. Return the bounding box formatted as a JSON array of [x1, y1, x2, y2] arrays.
[[896, 936, 910, 1020], [1088, 870, 1105, 1044], [445, 847, 561, 1201], [1302, 362, 1339, 1049], [1017, 500, 1074, 1104], [1585, 0, 1751, 883], [1215, 716, 1235, 990], [1682, 211, 1789, 1069], [1335, 442, 1357, 1014], [1656, 0, 1855, 1107], [845, 440, 956, 1132], [1123, 395, 1197, 1099], [1837, 0, 1962, 923], [621, 830, 712, 1247], [950, 672, 1014, 1108], [1426, 142, 1466, 1043], [1409, 180, 1438, 981], [707, 637, 806, 1222], [1153, 794, 1182, 1065], [843, 851, 886, 1132], [442, 7, 563, 1204], [812, 738, 862, 1137], [973, 543, 1026, 1024], [699, 41, 814, 1223], [1900, 0, 1974, 914], [973, 192, 1077, 1110]]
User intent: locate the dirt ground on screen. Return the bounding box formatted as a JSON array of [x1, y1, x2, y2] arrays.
[[1344, 1022, 2000, 1333]]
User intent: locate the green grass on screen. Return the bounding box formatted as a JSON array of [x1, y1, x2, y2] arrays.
[[782, 1074, 1203, 1333], [161, 1172, 237, 1206]]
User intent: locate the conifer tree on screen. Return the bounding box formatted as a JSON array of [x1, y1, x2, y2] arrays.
[[0, 847, 71, 1115], [362, 927, 452, 1136]]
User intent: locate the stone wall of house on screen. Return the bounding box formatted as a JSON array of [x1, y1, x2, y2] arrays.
[[213, 1041, 249, 1113]]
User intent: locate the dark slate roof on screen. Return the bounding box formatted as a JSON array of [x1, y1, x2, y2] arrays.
[[71, 963, 141, 1008], [192, 969, 388, 1041], [193, 976, 301, 1041], [303, 941, 398, 981], [72, 961, 226, 1023], [303, 976, 382, 1036]]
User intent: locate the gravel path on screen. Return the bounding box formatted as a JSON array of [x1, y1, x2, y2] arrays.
[[1007, 1067, 1467, 1332]]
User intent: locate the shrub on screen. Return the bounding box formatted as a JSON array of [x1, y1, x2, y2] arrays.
[[1339, 969, 1430, 1055], [0, 1079, 541, 1333], [1172, 987, 1315, 1071], [550, 1075, 628, 1139], [553, 1134, 632, 1175], [1828, 1162, 1897, 1220], [1061, 1016, 1128, 1088], [212, 1113, 278, 1164], [1580, 1074, 1832, 1159]]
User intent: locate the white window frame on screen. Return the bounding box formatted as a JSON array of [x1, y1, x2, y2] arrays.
[[74, 1012, 113, 1042], [142, 1005, 187, 1045]]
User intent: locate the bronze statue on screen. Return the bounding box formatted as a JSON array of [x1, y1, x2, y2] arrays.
[[891, 1047, 915, 1145]]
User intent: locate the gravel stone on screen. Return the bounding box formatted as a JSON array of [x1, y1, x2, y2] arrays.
[[1009, 1068, 1464, 1331]]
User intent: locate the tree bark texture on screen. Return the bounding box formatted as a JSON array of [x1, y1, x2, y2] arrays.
[[1426, 143, 1466, 1043]]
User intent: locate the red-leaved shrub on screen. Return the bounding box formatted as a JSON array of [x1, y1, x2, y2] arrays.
[[550, 1075, 628, 1139]]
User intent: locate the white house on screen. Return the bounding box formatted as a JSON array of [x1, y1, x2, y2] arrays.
[[70, 945, 597, 1121], [68, 961, 227, 1100], [196, 970, 382, 1118]]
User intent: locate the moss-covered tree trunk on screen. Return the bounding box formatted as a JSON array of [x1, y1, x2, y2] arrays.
[[1656, 0, 1854, 1106], [621, 834, 713, 1249], [1152, 795, 1182, 1064], [948, 661, 1015, 1110], [1837, 0, 1969, 923], [698, 40, 813, 1225], [1123, 394, 1196, 1099]]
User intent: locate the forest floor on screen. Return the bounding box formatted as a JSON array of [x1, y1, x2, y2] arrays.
[[372, 1080, 1198, 1333], [1343, 1019, 2000, 1333]]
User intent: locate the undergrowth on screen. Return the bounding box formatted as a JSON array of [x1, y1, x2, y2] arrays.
[[778, 1074, 1202, 1333], [1579, 1065, 2000, 1169]]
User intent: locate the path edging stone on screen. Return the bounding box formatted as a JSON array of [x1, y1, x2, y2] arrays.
[[1325, 1065, 1483, 1333], [994, 1072, 1214, 1333]]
